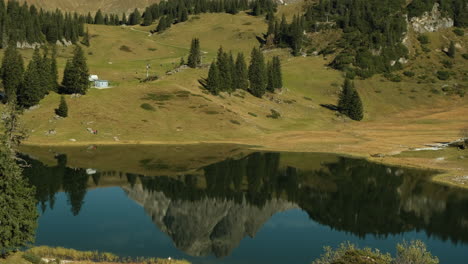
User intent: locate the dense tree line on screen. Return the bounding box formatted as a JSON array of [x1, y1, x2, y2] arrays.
[[150, 0, 277, 33], [303, 0, 408, 77], [1, 45, 59, 107], [1, 45, 89, 108], [0, 0, 85, 47], [266, 14, 305, 56], [204, 46, 282, 97]]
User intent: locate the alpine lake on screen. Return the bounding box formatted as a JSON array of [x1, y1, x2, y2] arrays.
[[17, 144, 468, 264]]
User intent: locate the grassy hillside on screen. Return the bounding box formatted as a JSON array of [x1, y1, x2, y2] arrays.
[[16, 10, 466, 146], [0, 4, 466, 186], [17, 0, 160, 13]]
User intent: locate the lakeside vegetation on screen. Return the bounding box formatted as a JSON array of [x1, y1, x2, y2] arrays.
[[0, 241, 441, 264]]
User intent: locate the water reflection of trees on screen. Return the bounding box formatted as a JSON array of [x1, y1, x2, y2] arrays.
[[21, 152, 468, 244], [22, 154, 89, 216]]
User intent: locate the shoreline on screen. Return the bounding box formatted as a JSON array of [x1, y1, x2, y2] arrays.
[[21, 135, 468, 190]]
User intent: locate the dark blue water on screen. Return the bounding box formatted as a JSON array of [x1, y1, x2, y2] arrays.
[[19, 148, 468, 264]]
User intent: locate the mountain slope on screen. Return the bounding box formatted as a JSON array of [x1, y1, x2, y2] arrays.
[[18, 0, 160, 13]]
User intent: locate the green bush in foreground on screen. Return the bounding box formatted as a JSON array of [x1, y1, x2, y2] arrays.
[[312, 240, 438, 264]]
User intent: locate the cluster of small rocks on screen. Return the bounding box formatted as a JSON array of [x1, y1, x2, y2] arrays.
[[166, 65, 189, 75]]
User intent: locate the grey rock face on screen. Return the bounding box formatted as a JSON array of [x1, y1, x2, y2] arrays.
[[123, 184, 297, 257], [410, 3, 454, 33]]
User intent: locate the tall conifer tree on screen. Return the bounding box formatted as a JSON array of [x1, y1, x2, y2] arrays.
[[50, 46, 59, 91], [272, 56, 282, 89], [1, 45, 24, 102], [216, 47, 232, 92], [18, 48, 43, 107], [248, 47, 266, 98], [206, 61, 220, 95], [94, 9, 104, 24], [187, 38, 201, 68], [82, 28, 90, 46], [143, 7, 153, 26], [234, 52, 248, 90], [266, 61, 275, 92], [61, 46, 89, 94], [338, 78, 364, 121]]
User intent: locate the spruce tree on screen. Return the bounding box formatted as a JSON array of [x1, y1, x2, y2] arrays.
[[272, 56, 282, 89], [180, 8, 188, 22], [206, 61, 220, 95], [1, 45, 24, 102], [266, 61, 275, 92], [61, 59, 76, 94], [86, 12, 93, 24], [61, 46, 89, 94], [56, 95, 68, 117], [82, 28, 90, 46], [348, 89, 364, 121], [187, 38, 201, 68], [156, 17, 167, 32], [216, 47, 232, 92], [129, 9, 142, 25], [121, 12, 127, 25], [338, 78, 364, 121], [0, 121, 38, 256], [338, 78, 353, 116], [248, 47, 266, 98], [448, 41, 456, 58], [228, 52, 235, 79], [234, 52, 249, 90], [50, 46, 59, 91], [143, 7, 153, 26], [39, 47, 52, 95], [17, 49, 43, 108], [94, 9, 104, 25]]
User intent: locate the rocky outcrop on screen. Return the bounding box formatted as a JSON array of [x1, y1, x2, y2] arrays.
[[16, 41, 41, 49], [124, 184, 297, 257], [410, 3, 454, 33]]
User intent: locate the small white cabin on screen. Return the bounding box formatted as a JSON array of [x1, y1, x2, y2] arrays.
[[94, 80, 109, 89]]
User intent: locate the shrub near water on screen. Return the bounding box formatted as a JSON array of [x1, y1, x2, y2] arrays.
[[312, 240, 438, 264], [25, 246, 190, 264]]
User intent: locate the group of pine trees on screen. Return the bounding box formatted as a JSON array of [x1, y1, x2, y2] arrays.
[[1, 46, 58, 108], [0, 0, 86, 47], [205, 46, 282, 98], [301, 0, 466, 78], [337, 78, 363, 121], [266, 14, 305, 56], [303, 0, 408, 77], [1, 45, 88, 109]]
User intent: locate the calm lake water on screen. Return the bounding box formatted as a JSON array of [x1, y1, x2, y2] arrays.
[[19, 145, 468, 264]]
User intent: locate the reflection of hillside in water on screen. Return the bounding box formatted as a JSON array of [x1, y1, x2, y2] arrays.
[[21, 150, 468, 258]]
